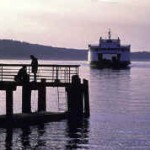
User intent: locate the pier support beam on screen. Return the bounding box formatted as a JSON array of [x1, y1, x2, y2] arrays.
[[6, 89, 13, 116], [38, 79, 46, 112], [83, 79, 90, 117], [22, 84, 31, 113]]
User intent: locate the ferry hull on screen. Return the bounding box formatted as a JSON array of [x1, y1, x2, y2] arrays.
[[90, 61, 130, 69]]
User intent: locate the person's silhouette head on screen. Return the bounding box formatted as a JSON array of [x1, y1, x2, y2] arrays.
[[22, 65, 26, 69], [30, 55, 34, 59]]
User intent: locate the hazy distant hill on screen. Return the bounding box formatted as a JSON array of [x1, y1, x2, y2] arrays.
[[0, 39, 149, 61], [0, 39, 87, 60], [130, 52, 150, 61]]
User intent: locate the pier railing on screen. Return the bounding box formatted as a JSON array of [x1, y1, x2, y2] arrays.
[[0, 64, 80, 83]]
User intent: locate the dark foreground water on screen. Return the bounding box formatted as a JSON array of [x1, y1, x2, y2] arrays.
[[0, 60, 150, 149]]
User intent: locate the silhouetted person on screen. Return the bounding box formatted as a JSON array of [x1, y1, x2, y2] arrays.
[[30, 55, 38, 82], [15, 65, 29, 83]]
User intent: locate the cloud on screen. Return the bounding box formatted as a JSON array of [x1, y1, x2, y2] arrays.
[[0, 0, 150, 50], [91, 0, 122, 3]]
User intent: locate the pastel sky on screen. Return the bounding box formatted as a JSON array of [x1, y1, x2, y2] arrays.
[[0, 0, 150, 51]]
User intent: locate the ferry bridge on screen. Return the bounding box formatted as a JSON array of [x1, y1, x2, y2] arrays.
[[0, 64, 89, 127]]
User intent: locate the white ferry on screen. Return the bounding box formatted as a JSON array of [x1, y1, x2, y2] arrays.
[[88, 31, 130, 68]]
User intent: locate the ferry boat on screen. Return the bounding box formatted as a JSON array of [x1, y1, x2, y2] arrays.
[[88, 31, 130, 68]]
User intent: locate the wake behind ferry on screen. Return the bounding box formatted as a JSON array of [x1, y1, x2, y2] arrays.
[[88, 31, 130, 68]]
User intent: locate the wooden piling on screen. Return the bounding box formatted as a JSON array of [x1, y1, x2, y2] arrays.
[[83, 79, 90, 117], [66, 75, 83, 118], [22, 84, 31, 113], [6, 89, 13, 116], [38, 79, 46, 112]]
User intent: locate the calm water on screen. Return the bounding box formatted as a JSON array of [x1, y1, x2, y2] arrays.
[[1, 60, 150, 149]]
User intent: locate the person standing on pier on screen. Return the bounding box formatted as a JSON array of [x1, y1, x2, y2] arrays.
[[30, 55, 38, 82]]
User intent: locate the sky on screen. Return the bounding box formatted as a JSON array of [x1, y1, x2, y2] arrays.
[[0, 0, 150, 51]]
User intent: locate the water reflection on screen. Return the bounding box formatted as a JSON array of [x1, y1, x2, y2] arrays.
[[3, 124, 46, 150], [66, 118, 89, 149], [21, 124, 46, 149], [21, 127, 31, 148], [5, 128, 13, 150], [3, 119, 90, 149], [37, 124, 46, 147]]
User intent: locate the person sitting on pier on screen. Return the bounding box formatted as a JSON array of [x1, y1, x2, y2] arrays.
[[30, 55, 38, 82], [15, 65, 29, 83]]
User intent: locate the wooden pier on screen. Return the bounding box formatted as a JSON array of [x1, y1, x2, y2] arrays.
[[0, 64, 90, 127]]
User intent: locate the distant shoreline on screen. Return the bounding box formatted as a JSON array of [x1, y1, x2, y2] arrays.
[[0, 39, 149, 61], [0, 57, 150, 62]]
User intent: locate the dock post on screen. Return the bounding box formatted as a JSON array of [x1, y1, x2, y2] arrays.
[[6, 89, 13, 116], [38, 79, 46, 112], [22, 83, 31, 113], [83, 79, 90, 117], [66, 75, 83, 118]]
